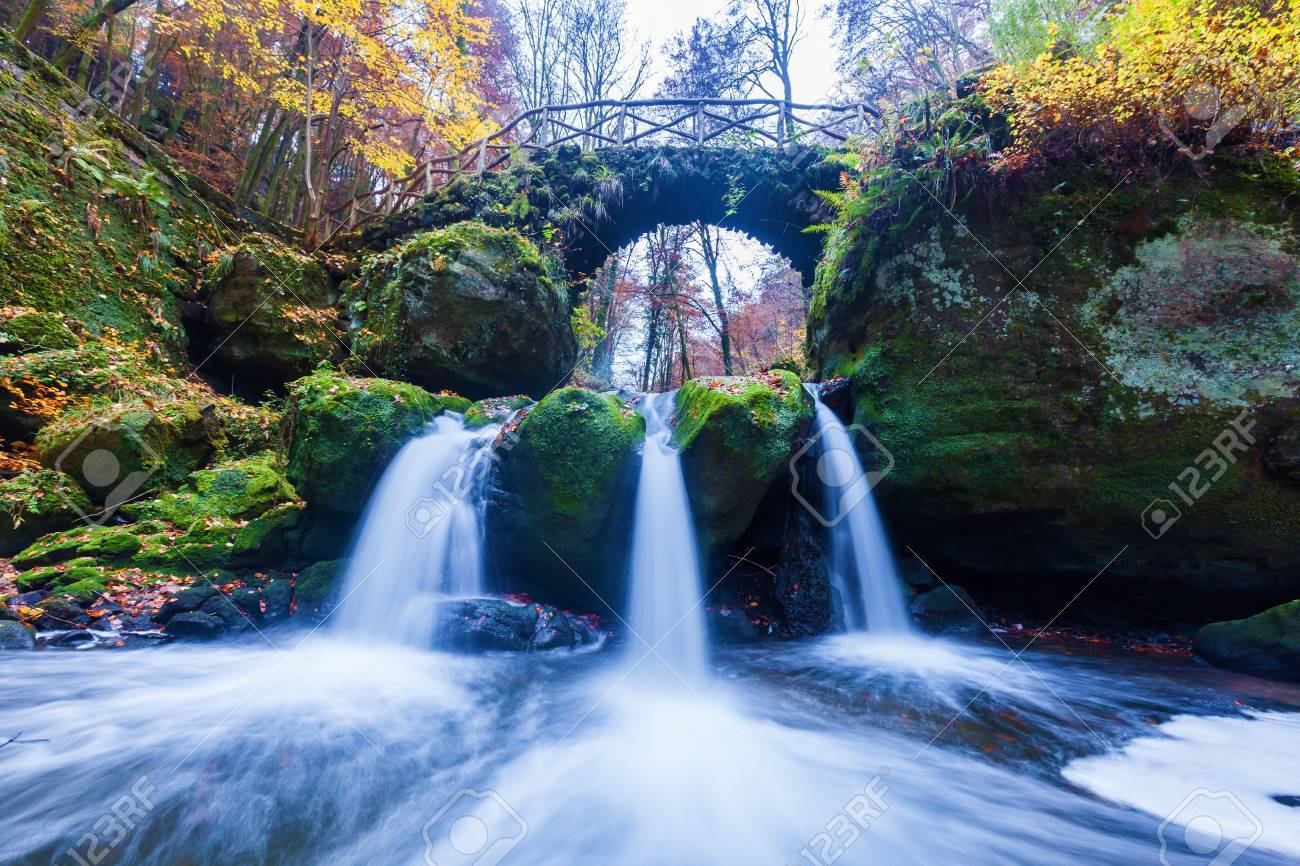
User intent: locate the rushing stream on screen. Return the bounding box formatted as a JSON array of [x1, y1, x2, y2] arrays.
[[3, 396, 1299, 866]]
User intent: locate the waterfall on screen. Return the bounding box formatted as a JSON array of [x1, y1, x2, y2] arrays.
[[625, 392, 710, 685], [332, 413, 501, 646], [807, 390, 912, 633]]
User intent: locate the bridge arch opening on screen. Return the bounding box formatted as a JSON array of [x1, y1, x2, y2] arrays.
[[575, 222, 807, 391]]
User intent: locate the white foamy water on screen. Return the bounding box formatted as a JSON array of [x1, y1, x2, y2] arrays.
[[1065, 711, 1300, 860], [332, 413, 501, 646], [807, 391, 911, 633], [624, 391, 709, 685]]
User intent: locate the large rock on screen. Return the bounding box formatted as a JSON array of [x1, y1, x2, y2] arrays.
[[673, 370, 814, 558], [437, 598, 582, 651], [36, 398, 225, 507], [1194, 600, 1300, 682], [489, 387, 644, 608], [344, 221, 576, 398], [808, 163, 1300, 620], [124, 452, 299, 525], [0, 469, 91, 555], [0, 620, 36, 650], [772, 510, 836, 637], [284, 369, 468, 513], [190, 233, 341, 392]]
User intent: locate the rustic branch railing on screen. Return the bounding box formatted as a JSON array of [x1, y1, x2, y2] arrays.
[[327, 98, 880, 233]]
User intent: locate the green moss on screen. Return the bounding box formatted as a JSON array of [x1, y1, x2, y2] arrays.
[[126, 452, 298, 525], [674, 369, 812, 482], [285, 368, 458, 513], [674, 370, 814, 555], [0, 30, 229, 365], [0, 468, 90, 555], [512, 387, 644, 515], [35, 397, 224, 497], [294, 559, 344, 615], [464, 394, 532, 428], [0, 309, 80, 353]]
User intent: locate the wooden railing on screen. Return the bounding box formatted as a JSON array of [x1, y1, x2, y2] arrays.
[[328, 98, 880, 232]]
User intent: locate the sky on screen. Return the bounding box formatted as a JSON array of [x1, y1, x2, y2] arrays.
[[623, 0, 844, 104]]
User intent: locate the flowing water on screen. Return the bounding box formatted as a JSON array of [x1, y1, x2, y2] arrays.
[[4, 396, 1300, 866], [332, 413, 501, 646], [807, 390, 912, 633], [624, 391, 709, 685]]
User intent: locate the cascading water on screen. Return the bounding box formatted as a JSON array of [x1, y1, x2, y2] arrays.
[[332, 413, 502, 646], [624, 391, 710, 684], [807, 387, 912, 633]]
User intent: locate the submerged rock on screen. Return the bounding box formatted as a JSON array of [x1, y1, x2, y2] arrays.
[[344, 222, 576, 398], [490, 388, 644, 608], [437, 598, 586, 652], [673, 370, 814, 558], [0, 620, 35, 650], [1194, 600, 1300, 683], [284, 369, 468, 514], [911, 585, 986, 635]]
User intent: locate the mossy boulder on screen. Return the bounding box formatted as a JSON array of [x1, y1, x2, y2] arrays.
[[464, 395, 532, 429], [673, 370, 814, 557], [192, 234, 341, 391], [808, 161, 1300, 618], [124, 452, 299, 525], [35, 398, 224, 507], [0, 309, 80, 355], [343, 221, 576, 398], [489, 387, 644, 607], [1195, 600, 1300, 682], [285, 369, 466, 513], [0, 469, 91, 554], [294, 559, 345, 617]]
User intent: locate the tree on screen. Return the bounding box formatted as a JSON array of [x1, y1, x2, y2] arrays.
[[659, 17, 754, 100], [689, 222, 734, 374], [730, 0, 806, 129]]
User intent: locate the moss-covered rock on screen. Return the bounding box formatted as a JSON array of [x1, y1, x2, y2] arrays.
[[124, 452, 298, 525], [673, 370, 814, 557], [489, 387, 644, 606], [35, 397, 224, 506], [0, 29, 231, 366], [464, 394, 532, 429], [294, 559, 345, 617], [193, 234, 341, 391], [808, 160, 1300, 618], [0, 468, 90, 554], [1195, 600, 1300, 682], [285, 368, 463, 513], [343, 221, 576, 398], [0, 308, 80, 354]]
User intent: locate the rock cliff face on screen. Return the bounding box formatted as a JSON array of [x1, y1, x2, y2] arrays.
[[808, 163, 1300, 620]]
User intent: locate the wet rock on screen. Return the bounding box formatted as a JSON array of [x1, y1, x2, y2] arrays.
[[294, 560, 345, 619], [490, 388, 644, 608], [0, 620, 35, 650], [154, 586, 219, 624], [284, 369, 466, 514], [42, 629, 99, 648], [911, 585, 986, 635], [9, 590, 49, 607], [438, 598, 584, 652], [674, 370, 814, 558], [772, 511, 834, 637], [439, 599, 539, 651], [165, 611, 226, 640], [262, 578, 293, 620], [1194, 600, 1300, 683], [35, 596, 92, 629], [705, 600, 760, 644], [531, 605, 576, 650]]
